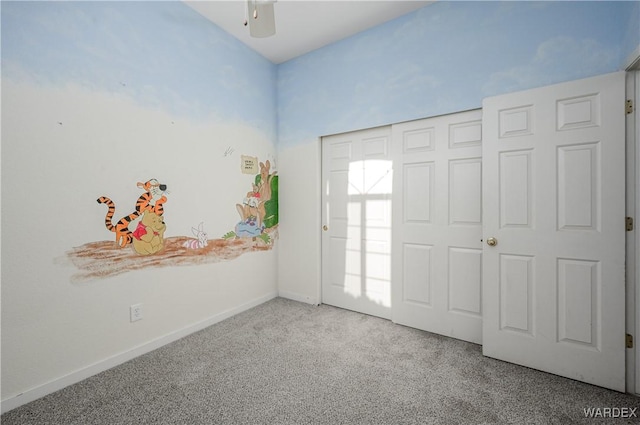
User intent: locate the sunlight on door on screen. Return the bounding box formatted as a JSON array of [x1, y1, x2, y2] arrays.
[[337, 158, 393, 307], [322, 129, 394, 319]]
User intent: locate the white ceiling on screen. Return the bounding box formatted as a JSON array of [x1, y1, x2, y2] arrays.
[[185, 0, 433, 64]]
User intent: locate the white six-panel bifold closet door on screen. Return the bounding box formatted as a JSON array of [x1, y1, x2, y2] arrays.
[[321, 71, 626, 392]]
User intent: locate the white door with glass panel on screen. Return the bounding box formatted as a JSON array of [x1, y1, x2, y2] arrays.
[[482, 71, 626, 392], [321, 126, 393, 319], [392, 110, 483, 344]]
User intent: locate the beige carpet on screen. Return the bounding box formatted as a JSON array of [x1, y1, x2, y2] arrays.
[[3, 297, 640, 424]]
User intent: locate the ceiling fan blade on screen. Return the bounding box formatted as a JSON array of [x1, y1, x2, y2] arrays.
[[248, 2, 276, 38]]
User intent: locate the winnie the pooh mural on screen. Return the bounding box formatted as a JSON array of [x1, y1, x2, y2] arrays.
[[132, 211, 167, 255]]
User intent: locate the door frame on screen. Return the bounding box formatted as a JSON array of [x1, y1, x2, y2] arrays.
[[636, 69, 640, 396], [624, 47, 640, 394], [626, 68, 640, 395]]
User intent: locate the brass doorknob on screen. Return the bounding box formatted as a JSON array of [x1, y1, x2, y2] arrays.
[[486, 237, 498, 247], [323, 225, 328, 231]]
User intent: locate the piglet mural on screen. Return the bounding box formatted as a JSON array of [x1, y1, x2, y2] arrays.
[[182, 222, 209, 250]]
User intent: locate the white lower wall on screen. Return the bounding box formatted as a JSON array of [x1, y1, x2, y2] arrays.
[[0, 289, 277, 414], [1, 79, 279, 411], [276, 141, 322, 305]]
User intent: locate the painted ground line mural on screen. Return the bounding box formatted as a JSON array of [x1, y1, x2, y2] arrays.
[[60, 157, 278, 283]]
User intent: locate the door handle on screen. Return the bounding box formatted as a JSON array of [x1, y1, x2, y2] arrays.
[[486, 237, 498, 247], [323, 225, 328, 231]]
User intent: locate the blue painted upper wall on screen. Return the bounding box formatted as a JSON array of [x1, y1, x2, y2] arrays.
[[2, 1, 638, 150], [1, 1, 277, 139], [277, 1, 638, 149], [623, 0, 640, 64]]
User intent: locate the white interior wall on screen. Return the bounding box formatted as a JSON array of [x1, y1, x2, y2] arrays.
[[1, 79, 278, 412], [277, 141, 322, 305]]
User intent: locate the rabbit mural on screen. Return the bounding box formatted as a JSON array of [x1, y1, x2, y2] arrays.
[[236, 185, 262, 227], [224, 159, 278, 244], [182, 222, 208, 250]]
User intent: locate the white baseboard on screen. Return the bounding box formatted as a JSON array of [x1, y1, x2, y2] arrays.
[[0, 291, 278, 414], [278, 290, 320, 305]]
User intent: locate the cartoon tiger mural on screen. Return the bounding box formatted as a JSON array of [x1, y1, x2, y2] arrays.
[[97, 179, 168, 248]]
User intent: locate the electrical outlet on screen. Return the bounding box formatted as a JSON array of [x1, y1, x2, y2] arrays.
[[130, 304, 143, 322]]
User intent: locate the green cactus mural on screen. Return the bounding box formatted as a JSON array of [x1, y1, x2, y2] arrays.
[[256, 173, 278, 229]]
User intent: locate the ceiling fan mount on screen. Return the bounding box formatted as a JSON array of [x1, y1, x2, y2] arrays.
[[244, 0, 277, 38]]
